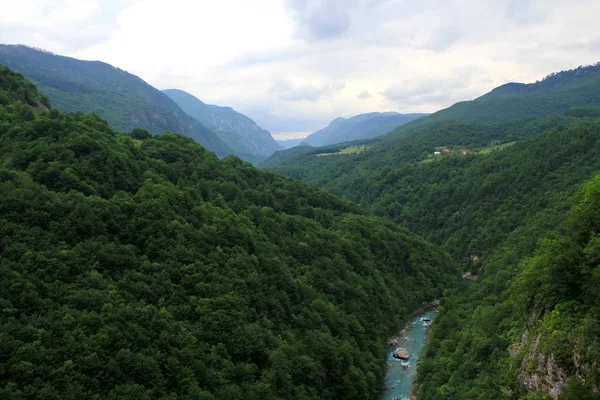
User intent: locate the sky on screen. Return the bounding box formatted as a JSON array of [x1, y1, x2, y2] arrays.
[[1, 0, 599, 139]]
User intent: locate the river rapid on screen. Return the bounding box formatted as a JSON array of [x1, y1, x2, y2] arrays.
[[380, 309, 437, 400]]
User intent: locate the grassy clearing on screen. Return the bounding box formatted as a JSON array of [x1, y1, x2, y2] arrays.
[[476, 141, 518, 154], [419, 141, 519, 163], [316, 145, 367, 157]]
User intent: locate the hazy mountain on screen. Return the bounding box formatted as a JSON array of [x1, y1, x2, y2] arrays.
[[163, 89, 281, 161], [276, 138, 305, 149], [0, 44, 232, 157], [266, 63, 600, 174], [302, 112, 428, 147]]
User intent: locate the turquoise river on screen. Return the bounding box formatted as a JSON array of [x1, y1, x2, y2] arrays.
[[380, 309, 437, 400]]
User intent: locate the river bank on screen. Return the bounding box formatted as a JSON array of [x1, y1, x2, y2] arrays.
[[380, 307, 438, 400]]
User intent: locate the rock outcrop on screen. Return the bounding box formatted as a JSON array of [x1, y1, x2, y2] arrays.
[[393, 348, 410, 360]]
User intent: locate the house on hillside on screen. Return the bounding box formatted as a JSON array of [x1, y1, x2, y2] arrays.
[[434, 151, 441, 156]]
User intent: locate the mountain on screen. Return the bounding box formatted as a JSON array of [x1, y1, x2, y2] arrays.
[[413, 122, 600, 400], [0, 44, 232, 157], [276, 138, 305, 149], [265, 63, 600, 184], [400, 62, 600, 130], [302, 112, 427, 147], [0, 66, 459, 400], [264, 63, 600, 398], [163, 89, 281, 161]]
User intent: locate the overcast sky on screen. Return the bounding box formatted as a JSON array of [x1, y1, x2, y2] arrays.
[[1, 0, 599, 139]]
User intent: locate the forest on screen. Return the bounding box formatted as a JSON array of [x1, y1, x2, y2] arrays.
[[264, 63, 600, 399], [416, 173, 600, 399], [3, 49, 600, 399], [0, 45, 232, 157], [0, 66, 460, 399]]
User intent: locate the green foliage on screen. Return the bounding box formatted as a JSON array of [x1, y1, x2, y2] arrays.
[[0, 66, 49, 108], [263, 116, 569, 184], [0, 67, 459, 399], [0, 45, 233, 157], [413, 137, 600, 399], [130, 128, 152, 140], [401, 62, 600, 130], [264, 63, 600, 399], [565, 106, 600, 118]]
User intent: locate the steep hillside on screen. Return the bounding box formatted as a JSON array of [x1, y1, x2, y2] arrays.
[[0, 44, 232, 157], [0, 67, 459, 400], [268, 111, 600, 400], [263, 63, 600, 399], [263, 116, 567, 186], [163, 89, 281, 160], [416, 164, 600, 400], [265, 63, 600, 191], [302, 112, 427, 147], [401, 62, 600, 130]]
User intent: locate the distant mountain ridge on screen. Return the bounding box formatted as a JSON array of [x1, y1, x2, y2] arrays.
[[276, 138, 305, 149], [302, 112, 428, 147], [0, 44, 232, 157], [400, 62, 600, 130], [162, 89, 281, 160]]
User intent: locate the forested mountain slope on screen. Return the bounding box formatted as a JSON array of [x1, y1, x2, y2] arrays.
[[0, 66, 459, 400], [264, 63, 600, 399], [264, 63, 600, 174], [401, 62, 600, 130], [163, 89, 282, 161], [264, 116, 567, 188], [0, 44, 232, 157], [417, 170, 600, 400], [302, 112, 427, 147]]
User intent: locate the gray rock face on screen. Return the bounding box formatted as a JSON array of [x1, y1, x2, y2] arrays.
[[393, 348, 410, 360]]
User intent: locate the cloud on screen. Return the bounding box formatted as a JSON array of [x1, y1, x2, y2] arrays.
[[505, 0, 546, 26], [562, 38, 600, 53], [383, 66, 488, 108], [423, 27, 464, 51], [285, 0, 354, 40], [270, 79, 345, 101], [0, 0, 136, 53], [272, 131, 312, 140], [239, 103, 332, 133], [228, 47, 307, 68], [3, 0, 600, 134]]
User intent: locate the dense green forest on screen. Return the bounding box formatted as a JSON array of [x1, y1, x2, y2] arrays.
[[262, 116, 568, 187], [264, 63, 600, 177], [264, 63, 600, 399], [0, 45, 233, 157], [0, 66, 460, 399], [417, 173, 600, 399], [270, 117, 600, 399]]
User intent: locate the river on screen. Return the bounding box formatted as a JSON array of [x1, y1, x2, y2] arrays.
[[380, 309, 437, 400]]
